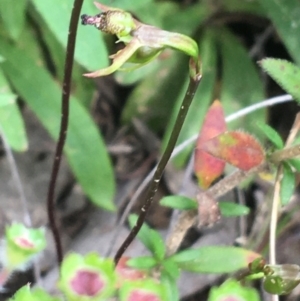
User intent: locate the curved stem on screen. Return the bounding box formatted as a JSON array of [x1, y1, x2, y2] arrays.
[[114, 61, 202, 264], [47, 0, 84, 266]]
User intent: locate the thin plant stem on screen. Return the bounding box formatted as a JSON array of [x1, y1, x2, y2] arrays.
[[269, 166, 281, 265], [0, 126, 31, 227], [269, 113, 300, 265], [108, 93, 293, 256], [270, 144, 300, 163], [0, 127, 43, 285], [46, 0, 84, 266], [114, 68, 202, 264]]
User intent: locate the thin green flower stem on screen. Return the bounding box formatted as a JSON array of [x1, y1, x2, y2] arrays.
[[269, 165, 282, 265], [47, 0, 84, 266], [114, 68, 202, 264], [269, 113, 300, 268]]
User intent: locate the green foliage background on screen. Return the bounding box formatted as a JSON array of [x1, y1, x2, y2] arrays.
[[0, 0, 299, 210]]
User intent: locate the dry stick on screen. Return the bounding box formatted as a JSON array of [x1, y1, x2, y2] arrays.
[[114, 70, 202, 264], [270, 144, 300, 163], [46, 0, 84, 266]]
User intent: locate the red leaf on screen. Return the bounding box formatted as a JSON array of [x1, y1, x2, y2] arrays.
[[195, 100, 227, 189], [202, 131, 265, 170]]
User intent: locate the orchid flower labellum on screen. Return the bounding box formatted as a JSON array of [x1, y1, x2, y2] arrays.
[[81, 2, 200, 77]]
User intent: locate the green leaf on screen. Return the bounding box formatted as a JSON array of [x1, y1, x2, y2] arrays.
[[160, 272, 179, 301], [280, 163, 295, 205], [219, 29, 265, 135], [221, 0, 265, 16], [0, 0, 28, 41], [128, 215, 165, 260], [288, 158, 300, 172], [115, 60, 160, 85], [0, 40, 115, 210], [219, 202, 250, 217], [100, 0, 153, 12], [256, 121, 284, 149], [122, 52, 187, 133], [0, 68, 28, 151], [257, 0, 300, 65], [10, 285, 62, 301], [29, 9, 95, 107], [209, 279, 260, 301], [161, 259, 180, 281], [164, 29, 217, 167], [31, 0, 108, 71], [171, 246, 260, 273], [260, 59, 300, 103], [127, 256, 157, 270], [159, 195, 197, 210]]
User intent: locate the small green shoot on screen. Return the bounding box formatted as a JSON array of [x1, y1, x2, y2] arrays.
[[256, 121, 284, 149], [159, 195, 197, 210], [219, 202, 250, 217]]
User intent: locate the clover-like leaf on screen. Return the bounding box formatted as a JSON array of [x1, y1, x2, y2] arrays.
[[4, 224, 46, 270], [59, 253, 116, 301], [209, 279, 260, 301]]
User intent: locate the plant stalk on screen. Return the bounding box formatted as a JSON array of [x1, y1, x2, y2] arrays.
[[46, 0, 84, 266], [114, 60, 202, 264]]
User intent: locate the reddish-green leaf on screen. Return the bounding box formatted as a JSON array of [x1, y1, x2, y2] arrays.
[[201, 131, 265, 171], [194, 100, 227, 189], [171, 246, 260, 274]]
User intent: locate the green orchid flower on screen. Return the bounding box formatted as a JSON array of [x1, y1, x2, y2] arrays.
[[81, 2, 200, 78]]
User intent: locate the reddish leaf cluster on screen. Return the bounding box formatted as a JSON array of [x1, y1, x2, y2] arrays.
[[195, 100, 265, 189]]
